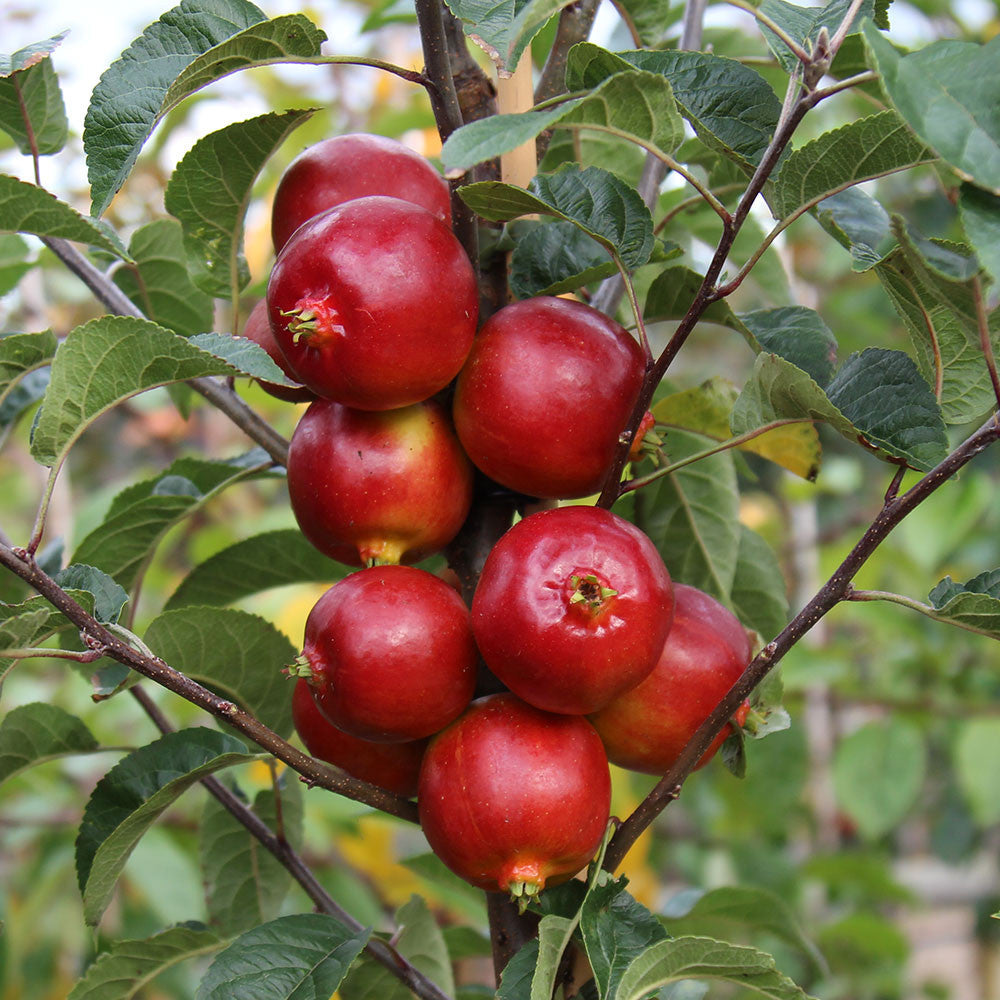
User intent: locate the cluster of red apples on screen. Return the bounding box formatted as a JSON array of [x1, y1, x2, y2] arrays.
[[246, 134, 753, 901]]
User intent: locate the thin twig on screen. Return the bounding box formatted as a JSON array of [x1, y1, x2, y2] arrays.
[[604, 413, 1000, 871], [846, 588, 1000, 640]]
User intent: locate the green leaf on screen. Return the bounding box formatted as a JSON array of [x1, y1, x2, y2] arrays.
[[926, 570, 1000, 638], [770, 111, 935, 220], [738, 307, 837, 386], [67, 922, 226, 1000], [461, 164, 654, 270], [339, 896, 452, 999], [615, 935, 817, 1000], [444, 0, 576, 75], [733, 351, 947, 472], [959, 183, 1000, 288], [954, 718, 1000, 826], [762, 0, 888, 74], [652, 378, 821, 481], [0, 174, 128, 258], [832, 720, 926, 838], [162, 15, 326, 108], [617, 0, 683, 46], [496, 940, 539, 1000], [72, 454, 275, 593], [815, 187, 894, 271], [580, 876, 668, 1000], [730, 526, 789, 641], [0, 56, 68, 156], [83, 0, 271, 217], [0, 31, 69, 76], [54, 565, 128, 623], [442, 71, 683, 172], [112, 219, 214, 336], [75, 728, 261, 926], [0, 232, 34, 295], [863, 27, 1000, 195], [144, 608, 296, 738], [0, 702, 100, 787], [825, 348, 948, 471], [645, 266, 752, 341], [633, 427, 740, 602], [567, 45, 783, 172], [510, 220, 619, 298], [164, 109, 314, 298], [29, 316, 288, 468], [201, 779, 303, 935], [661, 887, 824, 974], [166, 529, 346, 610], [196, 913, 370, 1000], [0, 329, 56, 408]]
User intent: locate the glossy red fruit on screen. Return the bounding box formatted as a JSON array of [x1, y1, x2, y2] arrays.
[[287, 397, 473, 567], [472, 505, 674, 715], [300, 566, 477, 743], [267, 195, 477, 410], [589, 583, 753, 774], [240, 300, 315, 403], [292, 678, 426, 797], [271, 133, 451, 252], [418, 693, 611, 898], [453, 296, 645, 499]]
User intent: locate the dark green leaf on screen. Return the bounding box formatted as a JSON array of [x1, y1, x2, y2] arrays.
[[54, 565, 128, 623], [954, 719, 1000, 825], [76, 728, 260, 926], [567, 45, 783, 171], [196, 913, 370, 1000], [339, 896, 453, 999], [201, 780, 303, 934], [0, 366, 48, 436], [959, 183, 1000, 288], [762, 0, 888, 74], [633, 428, 740, 602], [580, 876, 668, 1000], [730, 526, 789, 641], [510, 220, 619, 297], [738, 307, 837, 386], [863, 27, 1000, 195], [661, 887, 824, 974], [832, 720, 926, 838], [496, 940, 540, 1000], [0, 174, 129, 258], [166, 529, 346, 610], [645, 266, 752, 342], [461, 164, 654, 269], [0, 57, 68, 156], [815, 187, 894, 271], [825, 348, 948, 471], [615, 935, 817, 1000], [0, 31, 69, 76], [29, 316, 288, 468], [83, 0, 271, 216], [72, 454, 274, 593], [442, 71, 683, 172], [925, 570, 1000, 639], [618, 0, 683, 46], [68, 922, 226, 1000], [0, 232, 34, 295], [0, 702, 100, 787], [930, 569, 1000, 607], [112, 219, 214, 335], [770, 111, 935, 220], [444, 0, 576, 75], [164, 109, 314, 298], [144, 607, 296, 738], [0, 328, 56, 406]]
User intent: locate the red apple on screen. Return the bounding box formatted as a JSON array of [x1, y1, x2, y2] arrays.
[[267, 195, 477, 410], [287, 397, 474, 567], [292, 678, 426, 796], [271, 133, 451, 252], [299, 566, 477, 743], [453, 296, 645, 499], [239, 299, 315, 403], [418, 693, 611, 899], [472, 505, 674, 715], [589, 583, 753, 774]]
